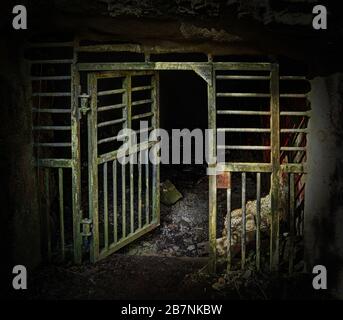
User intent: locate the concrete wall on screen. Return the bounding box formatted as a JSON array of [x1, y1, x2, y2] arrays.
[[306, 74, 343, 298]]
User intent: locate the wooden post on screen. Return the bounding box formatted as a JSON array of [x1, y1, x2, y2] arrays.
[[71, 64, 82, 264], [256, 172, 261, 271], [270, 63, 280, 271], [152, 72, 160, 225], [88, 73, 99, 262], [208, 65, 217, 274]]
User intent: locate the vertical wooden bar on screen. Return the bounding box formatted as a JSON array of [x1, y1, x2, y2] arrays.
[[122, 161, 126, 238], [130, 159, 134, 234], [145, 149, 150, 225], [289, 173, 295, 274], [58, 168, 65, 261], [138, 153, 142, 229], [241, 172, 246, 270], [45, 169, 52, 261], [152, 72, 160, 224], [88, 73, 99, 262], [103, 162, 108, 249], [208, 65, 217, 274], [121, 75, 130, 238], [71, 63, 82, 264], [127, 76, 134, 234], [123, 75, 131, 134], [270, 63, 281, 271], [113, 160, 118, 243], [256, 172, 261, 271], [226, 172, 232, 272]]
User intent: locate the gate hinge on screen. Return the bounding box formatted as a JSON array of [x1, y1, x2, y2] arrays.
[[79, 94, 90, 118], [81, 218, 92, 237]]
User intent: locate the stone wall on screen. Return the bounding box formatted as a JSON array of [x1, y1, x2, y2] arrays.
[[0, 36, 41, 285], [306, 74, 343, 298]]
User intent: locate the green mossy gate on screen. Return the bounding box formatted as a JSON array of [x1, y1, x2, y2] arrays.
[[31, 42, 309, 272], [75, 63, 213, 264], [85, 70, 160, 262]]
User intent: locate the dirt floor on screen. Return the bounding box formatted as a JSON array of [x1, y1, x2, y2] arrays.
[[27, 255, 209, 300], [121, 164, 260, 257], [21, 165, 327, 300], [23, 253, 328, 300]]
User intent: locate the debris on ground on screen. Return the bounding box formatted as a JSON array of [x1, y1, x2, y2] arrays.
[[160, 179, 183, 206]]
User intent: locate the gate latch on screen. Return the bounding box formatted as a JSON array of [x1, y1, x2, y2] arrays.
[[81, 218, 92, 237], [79, 94, 90, 118]]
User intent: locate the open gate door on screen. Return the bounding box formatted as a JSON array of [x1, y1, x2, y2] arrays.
[[87, 71, 160, 262]]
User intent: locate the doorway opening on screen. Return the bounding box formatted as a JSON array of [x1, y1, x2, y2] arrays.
[[121, 70, 212, 258]]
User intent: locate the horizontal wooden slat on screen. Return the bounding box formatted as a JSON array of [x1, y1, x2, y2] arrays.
[[218, 145, 271, 150], [281, 128, 308, 133], [280, 76, 307, 81], [135, 126, 154, 135], [32, 108, 71, 113], [217, 110, 270, 116], [31, 76, 71, 81], [98, 134, 127, 145], [98, 141, 157, 164], [28, 42, 74, 48], [35, 158, 73, 168], [132, 111, 154, 120], [280, 111, 311, 116], [32, 92, 71, 97], [217, 128, 270, 133], [97, 88, 125, 96], [33, 126, 71, 131], [280, 94, 307, 98], [214, 62, 271, 71], [217, 162, 272, 173], [34, 142, 71, 147], [98, 103, 126, 112], [281, 163, 307, 173], [78, 62, 271, 72], [280, 147, 306, 151], [98, 222, 159, 260], [132, 99, 152, 106], [216, 75, 270, 80], [76, 43, 141, 52], [94, 71, 154, 79], [132, 85, 153, 92], [217, 93, 270, 98], [78, 62, 211, 71], [30, 59, 74, 64], [97, 118, 126, 128]]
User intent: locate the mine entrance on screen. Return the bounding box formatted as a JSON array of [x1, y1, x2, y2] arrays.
[[120, 70, 210, 259], [29, 40, 309, 273]]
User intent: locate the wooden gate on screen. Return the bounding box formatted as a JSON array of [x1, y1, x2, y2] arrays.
[[30, 41, 308, 271], [85, 71, 160, 262], [209, 62, 309, 273]]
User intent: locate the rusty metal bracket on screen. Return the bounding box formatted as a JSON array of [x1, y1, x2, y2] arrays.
[[79, 93, 90, 118], [81, 218, 92, 237]]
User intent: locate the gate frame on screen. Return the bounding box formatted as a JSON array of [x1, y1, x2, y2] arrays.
[[72, 61, 307, 271], [74, 61, 216, 265]]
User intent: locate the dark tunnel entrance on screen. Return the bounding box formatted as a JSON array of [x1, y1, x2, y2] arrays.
[[121, 70, 212, 258]]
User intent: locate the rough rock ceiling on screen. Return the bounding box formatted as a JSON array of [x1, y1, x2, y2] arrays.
[[1, 0, 341, 74]]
